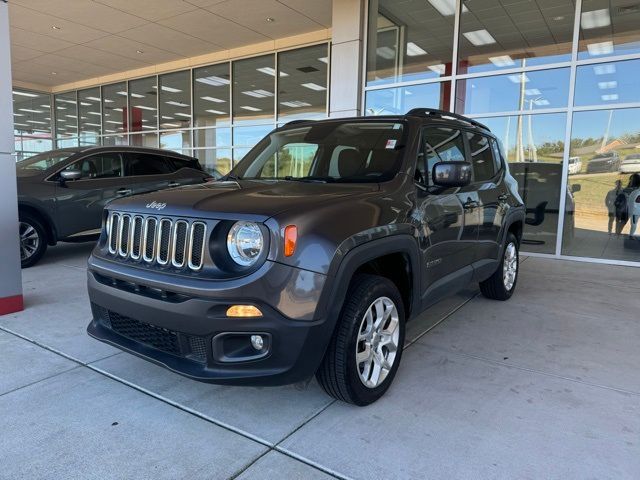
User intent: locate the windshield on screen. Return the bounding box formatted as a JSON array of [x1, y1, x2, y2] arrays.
[[231, 121, 406, 183], [17, 151, 75, 176]]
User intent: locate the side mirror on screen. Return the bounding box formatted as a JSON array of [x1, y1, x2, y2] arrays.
[[432, 161, 472, 188], [60, 170, 82, 182], [571, 183, 581, 193]]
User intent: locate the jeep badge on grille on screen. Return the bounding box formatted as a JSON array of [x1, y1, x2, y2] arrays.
[[146, 201, 167, 210]]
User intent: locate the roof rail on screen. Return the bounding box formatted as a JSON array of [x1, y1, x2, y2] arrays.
[[406, 108, 489, 131], [283, 119, 314, 127]]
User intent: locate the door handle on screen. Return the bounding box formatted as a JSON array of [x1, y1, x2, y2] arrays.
[[463, 200, 479, 209], [116, 188, 132, 195], [167, 181, 180, 188], [498, 193, 510, 202]]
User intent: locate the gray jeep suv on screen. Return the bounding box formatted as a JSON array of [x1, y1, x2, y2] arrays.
[[86, 109, 525, 405], [17, 146, 213, 267]]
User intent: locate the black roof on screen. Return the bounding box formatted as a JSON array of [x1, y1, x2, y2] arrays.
[[45, 145, 197, 159]]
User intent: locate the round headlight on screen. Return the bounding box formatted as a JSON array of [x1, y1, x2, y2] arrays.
[[227, 221, 264, 266]]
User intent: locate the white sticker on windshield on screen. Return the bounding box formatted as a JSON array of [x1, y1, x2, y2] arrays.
[[385, 139, 397, 149]]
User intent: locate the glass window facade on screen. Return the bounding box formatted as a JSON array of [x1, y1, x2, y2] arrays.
[[365, 0, 640, 265], [12, 43, 330, 178]]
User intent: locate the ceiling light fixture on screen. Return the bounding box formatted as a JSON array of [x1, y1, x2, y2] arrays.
[[200, 96, 225, 103], [205, 109, 226, 115], [525, 88, 541, 95], [52, 26, 61, 30], [581, 9, 611, 29], [598, 81, 617, 89], [601, 93, 619, 101], [301, 82, 326, 91], [428, 64, 446, 75], [19, 108, 43, 113], [136, 50, 144, 54], [51, 71, 57, 75], [318, 57, 329, 64], [533, 99, 550, 106], [587, 41, 614, 56], [489, 55, 515, 67], [507, 74, 529, 83], [427, 0, 468, 16], [158, 85, 182, 93], [196, 76, 230, 86], [240, 105, 261, 111], [266, 17, 275, 22], [280, 100, 312, 108], [242, 89, 273, 98], [376, 46, 396, 60], [133, 105, 156, 111], [174, 112, 191, 117], [13, 91, 39, 97], [463, 29, 496, 46], [406, 42, 428, 56], [256, 66, 288, 77], [594, 64, 616, 75], [165, 100, 189, 107]]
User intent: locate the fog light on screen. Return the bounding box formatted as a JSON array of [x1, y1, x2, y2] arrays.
[[226, 305, 263, 317], [250, 335, 264, 350]]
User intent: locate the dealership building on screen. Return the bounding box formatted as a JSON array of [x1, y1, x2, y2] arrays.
[[1, 0, 639, 308]]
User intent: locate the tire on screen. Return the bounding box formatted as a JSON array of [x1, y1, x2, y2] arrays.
[[19, 213, 48, 268], [316, 274, 406, 406], [479, 232, 519, 301]]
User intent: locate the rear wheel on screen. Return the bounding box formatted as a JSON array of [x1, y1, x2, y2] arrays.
[[479, 232, 519, 301], [316, 274, 405, 406], [19, 214, 48, 268]]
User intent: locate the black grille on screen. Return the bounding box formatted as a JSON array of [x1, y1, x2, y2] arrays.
[[109, 213, 119, 252], [144, 218, 157, 260], [93, 304, 208, 363], [190, 223, 205, 268], [131, 216, 143, 259], [119, 215, 130, 256], [173, 221, 188, 266], [158, 220, 171, 263]]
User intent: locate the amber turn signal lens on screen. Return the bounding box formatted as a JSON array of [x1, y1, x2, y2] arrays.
[[284, 225, 297, 257], [226, 305, 263, 318]]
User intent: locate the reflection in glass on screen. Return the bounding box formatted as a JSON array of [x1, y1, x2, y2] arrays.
[[193, 63, 230, 128], [101, 135, 128, 146], [562, 108, 640, 261], [233, 125, 273, 147], [102, 82, 127, 134], [578, 0, 640, 60], [278, 44, 328, 120], [78, 87, 101, 145], [195, 128, 231, 149], [12, 89, 52, 159], [159, 71, 191, 130], [55, 92, 77, 139], [232, 54, 275, 124], [366, 1, 454, 86], [477, 113, 567, 253], [455, 68, 570, 114], [365, 82, 450, 115], [129, 133, 158, 148], [458, 1, 574, 74], [194, 149, 232, 175], [160, 130, 191, 153], [574, 59, 640, 107], [128, 76, 157, 134], [233, 147, 251, 163]]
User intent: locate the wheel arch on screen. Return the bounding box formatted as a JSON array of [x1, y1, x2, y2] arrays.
[[18, 203, 57, 246]]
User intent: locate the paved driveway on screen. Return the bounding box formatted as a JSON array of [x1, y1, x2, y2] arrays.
[[1, 243, 639, 479]]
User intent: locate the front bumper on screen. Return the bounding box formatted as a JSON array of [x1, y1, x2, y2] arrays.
[[86, 256, 332, 386]]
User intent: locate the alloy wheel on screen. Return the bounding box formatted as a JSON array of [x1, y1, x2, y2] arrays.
[[502, 242, 518, 291], [356, 296, 400, 388], [19, 221, 40, 261]]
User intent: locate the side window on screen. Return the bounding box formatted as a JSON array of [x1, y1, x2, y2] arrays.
[[467, 132, 497, 182], [125, 153, 172, 176], [168, 156, 198, 171], [64, 153, 123, 179], [490, 138, 504, 172], [422, 127, 466, 185]]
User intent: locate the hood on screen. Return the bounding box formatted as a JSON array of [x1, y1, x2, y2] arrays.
[[107, 180, 379, 221]]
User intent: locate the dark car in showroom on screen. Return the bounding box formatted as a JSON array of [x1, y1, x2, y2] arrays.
[[17, 146, 216, 267], [86, 109, 525, 405], [586, 151, 621, 173]]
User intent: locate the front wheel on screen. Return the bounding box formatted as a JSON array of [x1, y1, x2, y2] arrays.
[[316, 274, 406, 406], [19, 214, 48, 268], [479, 232, 519, 301]]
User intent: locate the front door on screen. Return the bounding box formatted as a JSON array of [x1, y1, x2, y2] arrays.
[[54, 152, 135, 238], [123, 151, 176, 196], [416, 126, 477, 307]]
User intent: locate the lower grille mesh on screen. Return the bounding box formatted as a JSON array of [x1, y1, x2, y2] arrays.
[[93, 304, 207, 363]]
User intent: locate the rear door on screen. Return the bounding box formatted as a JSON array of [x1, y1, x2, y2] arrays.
[[123, 152, 175, 195], [464, 130, 506, 262], [54, 152, 131, 237]]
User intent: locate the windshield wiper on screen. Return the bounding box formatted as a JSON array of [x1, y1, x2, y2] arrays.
[[284, 175, 334, 183]]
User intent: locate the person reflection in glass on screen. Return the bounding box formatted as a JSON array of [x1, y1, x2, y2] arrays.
[[605, 180, 624, 235]]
